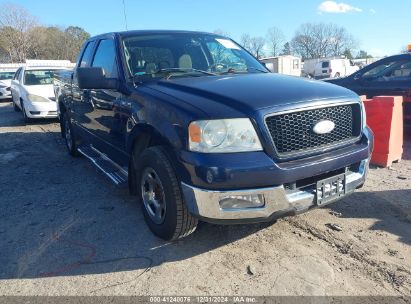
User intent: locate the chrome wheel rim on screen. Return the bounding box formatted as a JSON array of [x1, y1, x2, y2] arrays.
[[64, 118, 72, 151], [141, 167, 166, 224]]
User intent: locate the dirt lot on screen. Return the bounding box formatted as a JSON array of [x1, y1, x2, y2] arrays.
[[0, 100, 410, 297]]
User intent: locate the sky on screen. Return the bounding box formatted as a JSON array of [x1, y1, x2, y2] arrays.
[[1, 0, 410, 57]]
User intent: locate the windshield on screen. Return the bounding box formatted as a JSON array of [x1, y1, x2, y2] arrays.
[[0, 72, 15, 80], [24, 70, 57, 85], [121, 33, 267, 80]]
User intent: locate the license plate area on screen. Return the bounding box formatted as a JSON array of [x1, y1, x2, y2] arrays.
[[316, 173, 346, 206]]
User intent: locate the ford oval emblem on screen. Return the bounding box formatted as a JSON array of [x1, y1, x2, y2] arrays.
[[313, 120, 335, 134]]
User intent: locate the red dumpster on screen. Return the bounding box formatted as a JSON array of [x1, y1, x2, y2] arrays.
[[362, 96, 403, 167]]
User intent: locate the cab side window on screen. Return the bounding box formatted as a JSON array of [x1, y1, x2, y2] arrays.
[[362, 61, 397, 80], [92, 39, 118, 78], [14, 68, 22, 81], [79, 41, 95, 67], [385, 62, 411, 80]]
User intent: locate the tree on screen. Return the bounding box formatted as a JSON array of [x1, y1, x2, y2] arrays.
[[240, 34, 265, 58], [356, 50, 373, 59], [281, 42, 292, 55], [343, 49, 353, 59], [0, 3, 37, 62], [291, 23, 357, 59], [29, 26, 67, 60], [240, 33, 252, 52], [0, 3, 90, 62], [63, 26, 90, 62], [266, 27, 285, 56], [249, 37, 266, 58]]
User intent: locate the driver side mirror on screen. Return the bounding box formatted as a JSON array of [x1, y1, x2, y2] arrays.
[[77, 67, 119, 90]]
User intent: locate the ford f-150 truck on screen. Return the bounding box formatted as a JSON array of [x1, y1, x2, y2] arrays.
[[54, 30, 373, 240]]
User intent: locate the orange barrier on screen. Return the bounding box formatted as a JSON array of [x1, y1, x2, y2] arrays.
[[361, 96, 403, 167]]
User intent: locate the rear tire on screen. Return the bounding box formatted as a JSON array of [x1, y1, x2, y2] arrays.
[[134, 146, 198, 241], [62, 112, 79, 156], [335, 72, 341, 78]]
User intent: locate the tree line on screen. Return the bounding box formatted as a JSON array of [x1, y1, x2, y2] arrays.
[[216, 24, 373, 60], [1, 3, 376, 64], [0, 3, 90, 63]]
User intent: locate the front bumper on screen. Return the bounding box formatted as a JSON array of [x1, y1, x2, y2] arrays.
[[0, 88, 11, 99], [24, 101, 58, 118], [181, 159, 369, 223]]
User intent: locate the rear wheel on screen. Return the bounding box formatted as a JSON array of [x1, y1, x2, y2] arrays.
[[335, 72, 341, 78], [62, 112, 78, 156], [134, 146, 198, 240]]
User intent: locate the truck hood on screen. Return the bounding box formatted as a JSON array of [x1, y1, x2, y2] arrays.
[[148, 73, 359, 117]]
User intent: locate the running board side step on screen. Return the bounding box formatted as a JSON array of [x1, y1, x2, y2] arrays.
[[78, 145, 128, 186]]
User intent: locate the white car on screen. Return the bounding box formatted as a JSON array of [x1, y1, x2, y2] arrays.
[[11, 66, 67, 122], [0, 70, 16, 100]]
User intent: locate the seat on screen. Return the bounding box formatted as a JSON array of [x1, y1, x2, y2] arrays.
[[178, 54, 192, 69], [145, 62, 157, 75], [25, 74, 38, 85]]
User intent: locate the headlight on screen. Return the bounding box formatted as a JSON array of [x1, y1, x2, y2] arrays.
[[189, 118, 263, 153], [27, 94, 49, 103]]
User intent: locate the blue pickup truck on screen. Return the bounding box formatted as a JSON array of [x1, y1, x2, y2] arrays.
[[54, 30, 373, 240]]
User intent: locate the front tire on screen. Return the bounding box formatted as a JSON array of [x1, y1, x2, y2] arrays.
[[12, 95, 20, 112], [134, 146, 198, 241], [21, 100, 31, 123]]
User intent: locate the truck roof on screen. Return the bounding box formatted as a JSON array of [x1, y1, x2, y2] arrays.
[[23, 66, 71, 71], [89, 30, 224, 40]]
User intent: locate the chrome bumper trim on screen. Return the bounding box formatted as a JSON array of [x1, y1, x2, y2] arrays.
[[181, 159, 369, 221]]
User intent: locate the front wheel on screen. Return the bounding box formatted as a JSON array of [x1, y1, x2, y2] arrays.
[[21, 100, 31, 123], [134, 146, 198, 240], [12, 94, 20, 112]]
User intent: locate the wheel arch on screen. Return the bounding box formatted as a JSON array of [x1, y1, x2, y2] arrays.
[[127, 123, 178, 195]]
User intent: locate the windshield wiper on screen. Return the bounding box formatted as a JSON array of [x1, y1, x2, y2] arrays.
[[217, 67, 269, 75], [247, 67, 269, 73], [157, 68, 217, 79]]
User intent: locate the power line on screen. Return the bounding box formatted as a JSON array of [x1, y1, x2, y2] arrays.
[[122, 0, 128, 30]]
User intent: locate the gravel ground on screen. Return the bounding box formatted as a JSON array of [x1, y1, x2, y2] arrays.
[[0, 100, 410, 296]]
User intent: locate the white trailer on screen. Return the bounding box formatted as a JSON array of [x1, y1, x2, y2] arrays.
[[260, 55, 302, 76]]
